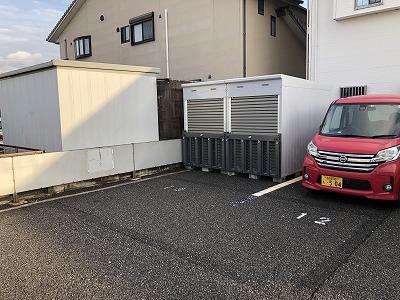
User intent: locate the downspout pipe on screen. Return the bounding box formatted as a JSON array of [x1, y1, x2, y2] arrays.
[[165, 9, 170, 79], [243, 0, 247, 78], [306, 0, 309, 79]]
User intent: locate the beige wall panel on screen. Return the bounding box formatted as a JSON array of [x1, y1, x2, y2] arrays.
[[0, 69, 63, 152], [58, 0, 244, 82], [57, 67, 159, 151], [246, 0, 306, 79]]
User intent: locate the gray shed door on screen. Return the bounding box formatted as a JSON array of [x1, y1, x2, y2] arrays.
[[231, 95, 278, 134], [187, 98, 224, 132]]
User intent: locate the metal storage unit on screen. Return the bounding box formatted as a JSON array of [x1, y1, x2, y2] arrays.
[[0, 60, 160, 152], [182, 74, 332, 180], [184, 81, 227, 133]]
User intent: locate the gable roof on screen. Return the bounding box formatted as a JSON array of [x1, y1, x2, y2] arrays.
[[47, 0, 304, 44], [47, 0, 86, 43]]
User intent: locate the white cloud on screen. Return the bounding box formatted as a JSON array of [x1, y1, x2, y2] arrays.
[[12, 24, 41, 35], [0, 5, 18, 16], [0, 34, 28, 44], [0, 51, 44, 72], [7, 51, 43, 61], [33, 8, 63, 19]]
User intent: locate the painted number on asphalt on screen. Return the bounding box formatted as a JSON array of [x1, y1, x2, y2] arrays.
[[314, 217, 331, 226], [296, 213, 332, 226], [164, 185, 186, 192]]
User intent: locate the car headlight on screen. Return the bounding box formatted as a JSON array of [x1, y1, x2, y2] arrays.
[[372, 146, 400, 162], [307, 141, 318, 157]]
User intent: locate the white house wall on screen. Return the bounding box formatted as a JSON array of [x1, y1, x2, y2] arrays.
[[0, 69, 63, 151], [334, 0, 400, 20], [309, 0, 400, 97], [57, 66, 159, 151]]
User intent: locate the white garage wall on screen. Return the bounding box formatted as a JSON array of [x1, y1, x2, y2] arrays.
[[0, 68, 63, 151], [57, 66, 160, 151], [0, 60, 160, 152]]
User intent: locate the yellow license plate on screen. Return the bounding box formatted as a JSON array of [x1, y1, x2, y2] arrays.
[[321, 175, 343, 188]]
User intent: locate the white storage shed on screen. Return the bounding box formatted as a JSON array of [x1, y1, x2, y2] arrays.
[[0, 60, 160, 152], [182, 74, 332, 180]]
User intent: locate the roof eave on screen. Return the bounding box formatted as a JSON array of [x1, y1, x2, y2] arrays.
[[46, 0, 86, 43]]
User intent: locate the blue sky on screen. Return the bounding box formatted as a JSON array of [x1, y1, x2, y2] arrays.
[[0, 0, 70, 72], [0, 0, 308, 73]]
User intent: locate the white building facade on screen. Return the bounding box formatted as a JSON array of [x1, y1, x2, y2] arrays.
[[308, 0, 400, 98]]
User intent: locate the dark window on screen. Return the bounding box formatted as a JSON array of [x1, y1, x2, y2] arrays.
[[258, 0, 264, 15], [74, 36, 91, 59], [271, 16, 276, 37], [129, 12, 154, 45], [356, 0, 382, 8], [121, 25, 130, 43]]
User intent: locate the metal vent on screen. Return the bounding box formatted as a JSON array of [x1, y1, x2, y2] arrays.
[[340, 86, 367, 98], [231, 95, 278, 134], [187, 98, 224, 132]]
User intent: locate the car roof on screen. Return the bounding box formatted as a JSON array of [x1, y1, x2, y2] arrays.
[[335, 95, 400, 104]]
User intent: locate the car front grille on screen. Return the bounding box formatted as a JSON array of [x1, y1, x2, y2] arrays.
[[315, 150, 378, 173]]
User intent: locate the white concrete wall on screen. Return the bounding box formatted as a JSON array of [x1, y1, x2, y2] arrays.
[[134, 139, 182, 171], [0, 140, 182, 197], [309, 0, 400, 97], [0, 157, 14, 196]]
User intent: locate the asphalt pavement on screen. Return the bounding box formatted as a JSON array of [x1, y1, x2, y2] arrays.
[[0, 169, 399, 299]]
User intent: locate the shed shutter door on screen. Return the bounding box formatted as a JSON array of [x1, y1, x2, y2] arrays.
[[231, 95, 278, 134], [187, 98, 224, 132]]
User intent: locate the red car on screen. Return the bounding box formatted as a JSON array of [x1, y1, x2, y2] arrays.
[[302, 95, 400, 201]]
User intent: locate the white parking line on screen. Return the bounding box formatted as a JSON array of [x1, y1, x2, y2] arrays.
[[252, 176, 302, 197]]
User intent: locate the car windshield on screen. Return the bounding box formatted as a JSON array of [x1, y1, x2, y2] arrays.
[[320, 103, 400, 138]]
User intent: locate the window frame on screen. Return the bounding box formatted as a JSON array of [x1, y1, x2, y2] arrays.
[[74, 36, 92, 59], [355, 0, 383, 9], [258, 0, 265, 15], [121, 25, 130, 44], [129, 12, 155, 46], [271, 16, 277, 37]]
